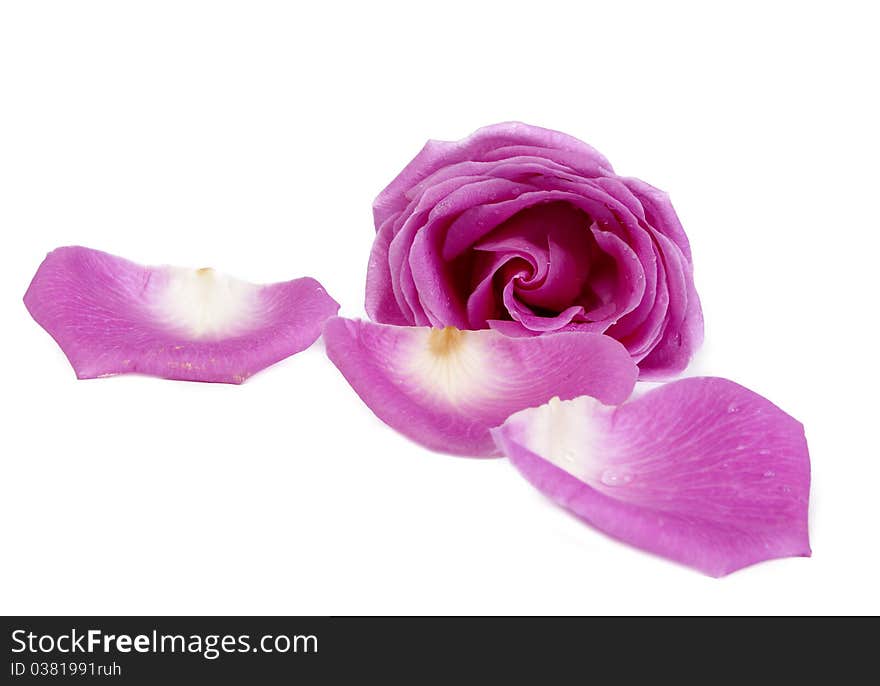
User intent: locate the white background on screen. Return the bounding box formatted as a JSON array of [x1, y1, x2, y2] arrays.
[[1, 1, 878, 615]]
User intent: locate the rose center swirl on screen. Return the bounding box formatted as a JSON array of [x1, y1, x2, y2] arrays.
[[465, 201, 621, 328]]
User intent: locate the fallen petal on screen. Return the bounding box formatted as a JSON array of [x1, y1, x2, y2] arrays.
[[24, 246, 339, 383], [492, 377, 811, 576], [323, 318, 637, 456]]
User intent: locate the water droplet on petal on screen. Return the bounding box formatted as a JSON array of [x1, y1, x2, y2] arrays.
[[758, 449, 771, 455], [736, 444, 746, 451], [763, 470, 776, 478], [727, 403, 739, 414], [600, 468, 633, 487], [562, 449, 576, 463]]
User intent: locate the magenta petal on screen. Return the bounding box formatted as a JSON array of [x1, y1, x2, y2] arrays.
[[365, 217, 411, 326], [492, 377, 811, 576], [373, 122, 612, 228], [24, 246, 339, 384], [323, 318, 637, 456], [502, 280, 585, 331]]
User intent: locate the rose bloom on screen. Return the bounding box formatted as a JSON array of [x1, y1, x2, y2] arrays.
[[366, 122, 703, 378]]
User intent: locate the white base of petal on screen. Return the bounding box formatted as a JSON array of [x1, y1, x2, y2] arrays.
[[517, 396, 609, 483], [152, 267, 263, 339], [402, 327, 491, 406]]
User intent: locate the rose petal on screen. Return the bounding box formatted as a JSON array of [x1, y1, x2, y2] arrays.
[[323, 318, 637, 456], [623, 177, 694, 262], [442, 188, 620, 262], [636, 229, 704, 377], [492, 378, 811, 576], [365, 215, 411, 326], [373, 122, 612, 228], [475, 201, 593, 311], [404, 177, 536, 327], [466, 252, 531, 327], [485, 319, 541, 337], [586, 227, 646, 327], [606, 235, 668, 363], [406, 154, 584, 204], [24, 246, 339, 384], [502, 280, 585, 331]]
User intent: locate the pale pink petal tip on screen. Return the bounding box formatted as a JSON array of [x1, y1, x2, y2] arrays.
[[24, 246, 340, 383], [492, 377, 811, 576], [323, 317, 638, 456]]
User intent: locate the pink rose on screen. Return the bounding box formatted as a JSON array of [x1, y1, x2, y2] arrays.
[[366, 122, 703, 378]]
